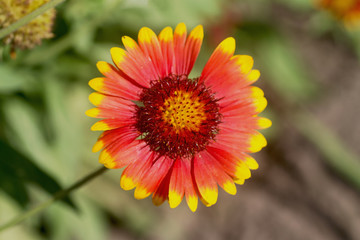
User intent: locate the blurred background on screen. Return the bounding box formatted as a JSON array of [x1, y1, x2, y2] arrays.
[[1, 0, 360, 239]]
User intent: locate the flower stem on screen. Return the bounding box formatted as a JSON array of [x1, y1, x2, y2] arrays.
[[0, 0, 65, 40], [0, 166, 108, 232]]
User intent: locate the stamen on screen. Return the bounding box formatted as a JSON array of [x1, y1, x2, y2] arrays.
[[135, 75, 221, 159]]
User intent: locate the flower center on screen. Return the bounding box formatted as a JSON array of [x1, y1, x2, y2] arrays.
[[135, 75, 221, 159], [161, 90, 206, 133]]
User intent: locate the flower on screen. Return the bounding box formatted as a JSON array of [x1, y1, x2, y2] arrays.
[[87, 23, 271, 211], [319, 0, 360, 27], [0, 0, 56, 51]]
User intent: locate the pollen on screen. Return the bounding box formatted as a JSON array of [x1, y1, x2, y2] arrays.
[[161, 91, 206, 133], [0, 0, 56, 51]]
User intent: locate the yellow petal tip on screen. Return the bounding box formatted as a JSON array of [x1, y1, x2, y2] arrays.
[[89, 78, 104, 91], [89, 92, 105, 106], [122, 36, 137, 49], [248, 132, 267, 153], [159, 27, 173, 42], [92, 140, 104, 152], [99, 149, 114, 166], [219, 37, 235, 55], [247, 69, 260, 83], [110, 47, 126, 66], [257, 117, 272, 129], [91, 121, 111, 131], [175, 23, 186, 36], [254, 97, 268, 113], [251, 86, 264, 97], [186, 196, 198, 212], [120, 175, 136, 190], [134, 186, 151, 199], [138, 27, 156, 43], [235, 161, 251, 179], [223, 181, 237, 195], [200, 188, 218, 206], [244, 156, 259, 170], [96, 61, 111, 74], [234, 178, 245, 185], [169, 191, 182, 208], [85, 108, 100, 118], [189, 25, 204, 40], [235, 55, 254, 74]]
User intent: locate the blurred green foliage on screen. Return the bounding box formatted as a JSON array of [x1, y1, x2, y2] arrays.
[[0, 139, 75, 209], [0, 0, 360, 239]]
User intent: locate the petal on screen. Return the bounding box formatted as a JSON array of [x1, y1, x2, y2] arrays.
[[85, 107, 132, 119], [158, 158, 200, 211], [91, 119, 133, 131], [86, 92, 135, 120], [200, 47, 261, 99], [200, 37, 235, 85], [220, 86, 268, 117], [95, 127, 140, 169], [182, 159, 198, 212], [256, 117, 272, 129], [213, 126, 251, 153], [206, 146, 252, 181], [138, 27, 166, 79], [181, 25, 204, 75], [152, 170, 172, 206], [91, 62, 140, 100], [215, 126, 267, 153], [247, 131, 267, 153], [134, 156, 174, 199], [235, 55, 253, 75], [120, 149, 154, 190], [110, 46, 152, 88], [88, 92, 134, 109], [199, 151, 237, 195], [172, 23, 187, 75], [243, 154, 259, 170], [168, 159, 185, 208], [158, 26, 174, 77], [193, 154, 218, 206]]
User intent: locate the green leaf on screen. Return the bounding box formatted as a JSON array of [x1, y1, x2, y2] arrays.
[[0, 65, 27, 93], [0, 139, 76, 209], [0, 165, 29, 208]]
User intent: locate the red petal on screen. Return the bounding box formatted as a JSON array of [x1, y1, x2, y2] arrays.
[[199, 151, 237, 195], [134, 156, 174, 199], [206, 146, 251, 181], [158, 27, 175, 77], [152, 169, 172, 206], [138, 27, 166, 79], [96, 127, 140, 169], [193, 154, 218, 206], [172, 23, 187, 75], [168, 159, 185, 208], [94, 62, 141, 99], [120, 148, 154, 190]]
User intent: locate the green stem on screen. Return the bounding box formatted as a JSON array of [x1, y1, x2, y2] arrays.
[[0, 166, 108, 232], [0, 0, 65, 40]]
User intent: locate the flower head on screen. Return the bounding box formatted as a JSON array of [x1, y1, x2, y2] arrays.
[[319, 0, 360, 27], [0, 0, 56, 51], [87, 23, 271, 211]]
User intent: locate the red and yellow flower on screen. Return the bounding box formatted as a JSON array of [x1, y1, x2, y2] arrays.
[[87, 23, 271, 211], [319, 0, 360, 26]]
